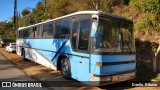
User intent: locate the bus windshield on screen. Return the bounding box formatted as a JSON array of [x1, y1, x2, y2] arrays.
[[92, 17, 135, 53]]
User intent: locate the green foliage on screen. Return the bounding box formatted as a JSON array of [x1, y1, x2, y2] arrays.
[[135, 14, 160, 34], [141, 0, 160, 15], [32, 1, 50, 22], [47, 0, 77, 18], [129, 0, 160, 43], [0, 21, 16, 41], [151, 42, 158, 53], [130, 0, 160, 15], [16, 0, 128, 25], [22, 8, 31, 16], [85, 0, 121, 12], [0, 0, 159, 44]]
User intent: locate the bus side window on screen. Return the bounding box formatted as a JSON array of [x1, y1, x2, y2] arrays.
[[54, 21, 63, 38], [32, 27, 36, 38], [39, 25, 43, 38], [54, 19, 70, 38], [63, 20, 71, 38], [48, 23, 54, 37], [42, 24, 48, 38], [78, 19, 90, 50], [35, 26, 40, 38], [19, 30, 22, 38], [71, 22, 78, 50], [28, 28, 32, 38], [23, 29, 29, 38]]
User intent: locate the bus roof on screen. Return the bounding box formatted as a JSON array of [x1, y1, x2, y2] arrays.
[[18, 11, 132, 30]]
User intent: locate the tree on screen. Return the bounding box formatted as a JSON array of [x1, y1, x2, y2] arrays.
[[32, 1, 48, 22], [141, 0, 160, 15], [22, 8, 31, 16], [0, 21, 16, 40], [85, 0, 121, 12], [130, 0, 160, 72]]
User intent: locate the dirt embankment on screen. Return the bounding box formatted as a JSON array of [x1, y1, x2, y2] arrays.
[[135, 40, 160, 81]]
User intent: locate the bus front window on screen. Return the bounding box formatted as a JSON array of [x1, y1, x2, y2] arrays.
[[92, 17, 135, 53], [120, 21, 135, 53]]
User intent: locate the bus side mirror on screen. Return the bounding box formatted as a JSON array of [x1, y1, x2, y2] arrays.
[[92, 14, 98, 25]]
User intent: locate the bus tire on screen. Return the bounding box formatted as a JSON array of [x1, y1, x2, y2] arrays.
[[60, 57, 71, 80]]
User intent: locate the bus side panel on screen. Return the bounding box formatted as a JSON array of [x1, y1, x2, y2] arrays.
[[24, 39, 57, 70], [69, 55, 77, 79], [40, 39, 55, 62], [22, 38, 91, 81], [42, 38, 90, 81], [16, 39, 23, 55], [76, 56, 90, 82], [25, 39, 40, 60], [52, 39, 90, 81], [69, 53, 90, 81]]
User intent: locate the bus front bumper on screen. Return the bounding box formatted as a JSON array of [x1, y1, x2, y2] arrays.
[[89, 71, 136, 86]]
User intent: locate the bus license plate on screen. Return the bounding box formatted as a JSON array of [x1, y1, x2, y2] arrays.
[[118, 75, 125, 81]]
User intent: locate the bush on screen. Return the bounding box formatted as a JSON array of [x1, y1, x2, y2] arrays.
[[141, 0, 160, 15], [135, 14, 160, 34]]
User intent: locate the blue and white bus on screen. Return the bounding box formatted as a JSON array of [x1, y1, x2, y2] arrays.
[[16, 11, 136, 86]]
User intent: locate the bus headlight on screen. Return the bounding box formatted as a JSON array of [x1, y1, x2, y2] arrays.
[[96, 62, 102, 66]]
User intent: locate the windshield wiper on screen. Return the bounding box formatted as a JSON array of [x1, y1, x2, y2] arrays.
[[110, 34, 122, 54], [110, 43, 119, 54]]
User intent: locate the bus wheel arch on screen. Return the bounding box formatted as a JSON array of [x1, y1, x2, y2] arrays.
[[57, 55, 71, 79], [57, 55, 66, 71]]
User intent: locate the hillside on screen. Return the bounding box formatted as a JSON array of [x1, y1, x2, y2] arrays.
[[17, 0, 160, 43], [112, 0, 160, 43]]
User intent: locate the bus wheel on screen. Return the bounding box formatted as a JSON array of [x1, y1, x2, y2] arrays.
[[22, 50, 26, 60], [60, 57, 71, 79]]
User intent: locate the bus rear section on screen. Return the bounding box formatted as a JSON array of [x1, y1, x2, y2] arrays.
[[88, 15, 136, 85]]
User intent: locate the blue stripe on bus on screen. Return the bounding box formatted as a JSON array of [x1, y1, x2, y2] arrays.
[[102, 63, 136, 74], [90, 54, 136, 75], [20, 40, 57, 67], [51, 39, 68, 61]]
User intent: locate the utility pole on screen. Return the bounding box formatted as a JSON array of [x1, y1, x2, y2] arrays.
[[14, 0, 17, 30]]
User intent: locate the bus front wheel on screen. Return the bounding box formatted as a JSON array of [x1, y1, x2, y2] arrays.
[[60, 57, 71, 80]]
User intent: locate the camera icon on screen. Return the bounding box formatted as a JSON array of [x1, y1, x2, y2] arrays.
[[2, 82, 11, 87]]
